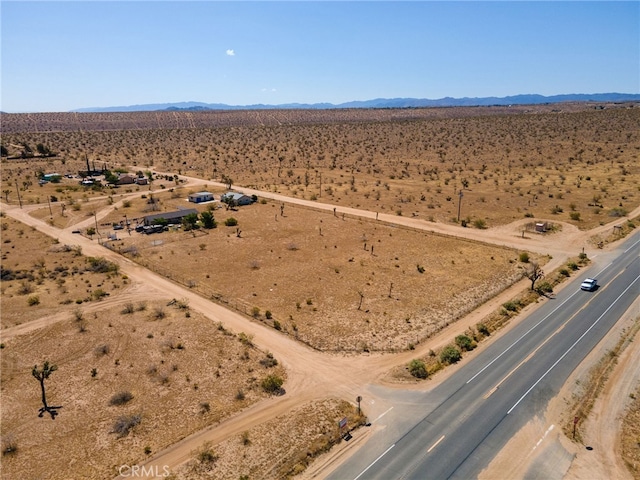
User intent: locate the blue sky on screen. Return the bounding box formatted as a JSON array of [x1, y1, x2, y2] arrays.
[[1, 1, 638, 112]]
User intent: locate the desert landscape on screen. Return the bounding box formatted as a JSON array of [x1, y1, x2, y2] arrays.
[[1, 103, 639, 479]]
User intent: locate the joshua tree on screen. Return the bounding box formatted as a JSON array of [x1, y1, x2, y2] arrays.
[[522, 261, 544, 291], [32, 361, 62, 419], [221, 174, 233, 190]]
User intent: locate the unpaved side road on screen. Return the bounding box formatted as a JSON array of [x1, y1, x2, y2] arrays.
[[2, 191, 639, 479]]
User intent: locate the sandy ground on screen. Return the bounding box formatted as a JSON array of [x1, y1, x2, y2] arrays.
[[2, 174, 639, 479]]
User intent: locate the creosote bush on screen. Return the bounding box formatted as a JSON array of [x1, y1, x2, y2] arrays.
[[408, 359, 428, 379], [152, 306, 166, 320], [455, 334, 475, 352], [121, 303, 135, 314], [261, 374, 284, 394], [536, 281, 553, 293], [1, 434, 18, 456], [109, 391, 134, 406], [259, 352, 278, 368], [199, 402, 211, 414], [502, 300, 521, 312], [476, 323, 490, 336], [112, 414, 141, 437], [440, 345, 462, 365], [196, 442, 218, 465]]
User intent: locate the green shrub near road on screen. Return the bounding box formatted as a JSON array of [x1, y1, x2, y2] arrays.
[[409, 359, 428, 379]]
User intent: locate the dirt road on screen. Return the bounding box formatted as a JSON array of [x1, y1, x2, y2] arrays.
[[2, 181, 638, 479]]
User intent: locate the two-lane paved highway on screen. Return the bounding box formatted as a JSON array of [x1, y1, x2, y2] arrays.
[[331, 233, 639, 480]]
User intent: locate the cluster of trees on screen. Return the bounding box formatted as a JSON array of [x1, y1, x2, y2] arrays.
[[0, 142, 55, 158], [152, 211, 217, 230]]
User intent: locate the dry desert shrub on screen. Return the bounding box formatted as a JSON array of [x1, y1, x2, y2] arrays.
[[109, 391, 134, 406], [111, 413, 141, 437]]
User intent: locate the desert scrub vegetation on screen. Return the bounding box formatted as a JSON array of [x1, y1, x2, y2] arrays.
[[109, 391, 134, 406], [111, 413, 142, 437], [1, 433, 18, 456], [1, 297, 287, 480], [408, 359, 428, 379], [174, 398, 364, 480], [112, 200, 532, 352], [396, 254, 589, 382], [440, 345, 462, 365], [261, 374, 284, 394], [86, 256, 119, 274], [1, 216, 128, 328], [3, 104, 638, 231]]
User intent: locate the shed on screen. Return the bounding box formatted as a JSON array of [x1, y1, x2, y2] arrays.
[[188, 191, 214, 203], [535, 222, 547, 233]]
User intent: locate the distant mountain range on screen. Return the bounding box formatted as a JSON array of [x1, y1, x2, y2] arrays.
[[72, 93, 640, 113]]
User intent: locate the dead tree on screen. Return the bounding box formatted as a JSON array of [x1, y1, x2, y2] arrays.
[[522, 261, 544, 291], [32, 361, 62, 419], [357, 291, 364, 310]]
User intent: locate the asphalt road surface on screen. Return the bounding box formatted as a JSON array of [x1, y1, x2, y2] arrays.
[[330, 233, 639, 480]]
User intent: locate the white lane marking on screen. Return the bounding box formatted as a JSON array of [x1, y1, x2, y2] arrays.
[[508, 274, 640, 414], [427, 435, 446, 453], [372, 407, 393, 423], [623, 237, 640, 253], [533, 424, 555, 451], [467, 291, 579, 383], [353, 444, 395, 480], [468, 261, 618, 385]]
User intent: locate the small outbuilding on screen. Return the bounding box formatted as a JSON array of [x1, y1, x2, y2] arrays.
[[188, 191, 214, 203], [535, 222, 547, 233]]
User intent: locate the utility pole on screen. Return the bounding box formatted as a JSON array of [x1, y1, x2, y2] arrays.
[[14, 180, 23, 208], [457, 189, 464, 223], [94, 212, 102, 244]]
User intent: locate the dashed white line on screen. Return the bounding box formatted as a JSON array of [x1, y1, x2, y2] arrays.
[[427, 435, 446, 453], [468, 262, 617, 385], [372, 407, 393, 423], [508, 274, 640, 414], [533, 425, 555, 451], [353, 444, 395, 480]]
